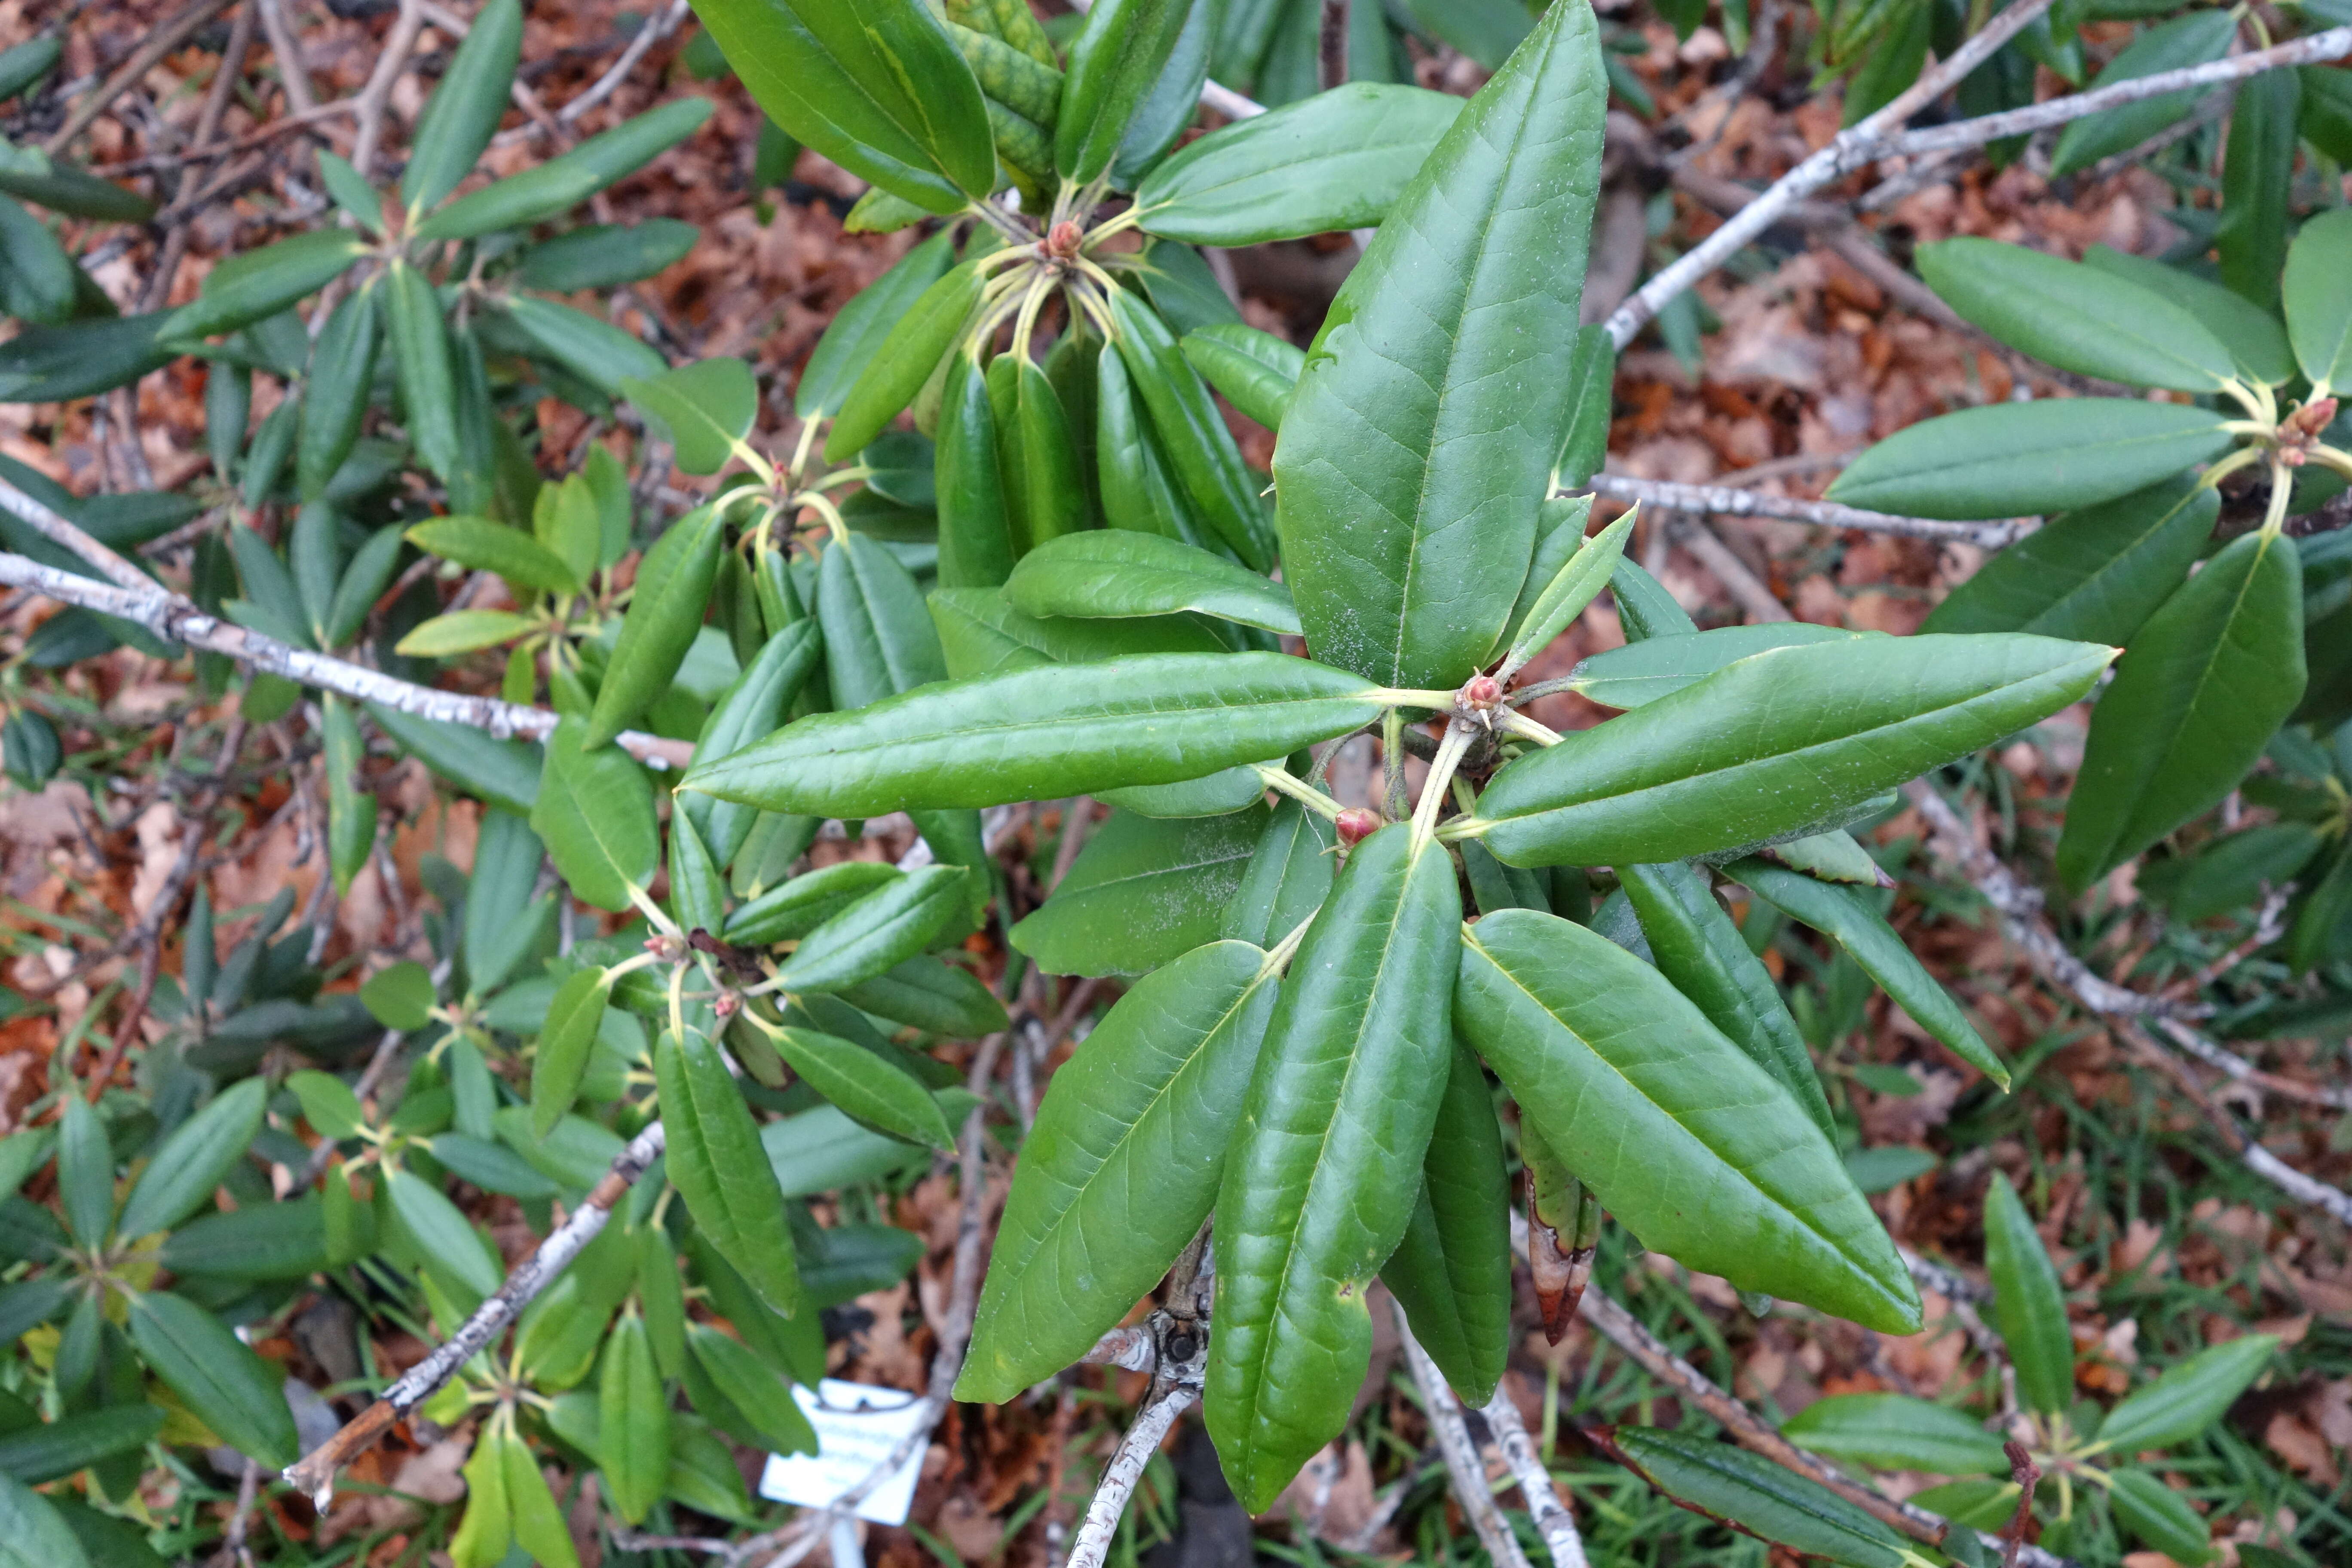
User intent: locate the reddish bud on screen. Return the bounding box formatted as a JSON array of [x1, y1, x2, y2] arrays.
[[2290, 396, 2340, 437], [2283, 447, 2309, 467], [713, 990, 742, 1020], [1461, 674, 1502, 710], [1335, 807, 1382, 846], [643, 932, 686, 963], [1045, 220, 1084, 260]]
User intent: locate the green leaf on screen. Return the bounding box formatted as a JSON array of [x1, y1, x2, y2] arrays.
[[1096, 343, 1215, 552], [1917, 236, 2234, 392], [0, 1130, 52, 1208], [162, 231, 366, 341], [1220, 798, 1336, 946], [501, 1415, 583, 1568], [598, 1311, 670, 1524], [2056, 530, 2304, 891], [937, 353, 1018, 588], [358, 960, 435, 1031], [415, 98, 713, 239], [773, 1027, 955, 1147], [0, 195, 76, 325], [1728, 859, 2009, 1088], [1559, 623, 1861, 708], [586, 502, 729, 749], [775, 864, 969, 992], [403, 0, 522, 211], [1920, 476, 2215, 644], [963, 940, 1276, 1401], [0, 39, 60, 103], [1180, 323, 1302, 431], [818, 532, 948, 708], [683, 652, 1387, 817], [2094, 1335, 2278, 1456], [727, 862, 903, 946], [824, 258, 983, 462], [1108, 285, 1274, 570], [2048, 11, 2235, 177], [1274, 1, 1603, 689], [125, 1291, 298, 1469], [1456, 909, 1919, 1331], [1782, 1392, 2010, 1475], [1982, 1172, 2072, 1416], [315, 149, 383, 234], [1619, 861, 1833, 1130], [386, 1165, 503, 1296], [683, 620, 824, 864], [1012, 805, 1268, 977], [500, 294, 666, 394], [930, 585, 1226, 676], [620, 358, 757, 477], [1056, 0, 1190, 182], [1008, 356, 1091, 552], [669, 810, 728, 940], [0, 1406, 164, 1485], [1135, 83, 1462, 245], [532, 968, 613, 1139], [531, 715, 659, 912], [692, 0, 995, 214], [116, 1078, 266, 1240], [2284, 208, 2352, 397], [2220, 70, 2298, 314], [55, 1095, 110, 1249], [1006, 529, 1300, 634], [0, 141, 153, 222], [156, 1197, 329, 1280], [367, 703, 542, 814], [1472, 634, 2113, 870], [0, 1473, 90, 1568], [1825, 399, 2234, 520], [798, 230, 956, 418], [837, 954, 1010, 1036], [449, 1420, 511, 1568], [1379, 1037, 1511, 1405], [2082, 245, 2296, 388], [384, 259, 460, 482], [686, 1322, 818, 1452], [518, 218, 700, 292], [657, 1025, 802, 1313], [1504, 503, 1634, 672], [2107, 1467, 2217, 1565], [406, 516, 580, 596], [1208, 825, 1460, 1512], [1611, 1428, 1907, 1568], [392, 608, 535, 657], [464, 810, 551, 995], [299, 288, 383, 502]]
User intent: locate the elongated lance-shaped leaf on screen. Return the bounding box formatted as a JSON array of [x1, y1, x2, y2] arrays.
[[126, 1290, 300, 1469], [404, 0, 523, 211], [2286, 208, 2352, 396], [1012, 805, 1268, 977], [1378, 1036, 1511, 1404], [1609, 1428, 1908, 1568], [2055, 529, 2304, 892], [415, 98, 711, 239], [682, 652, 1390, 818], [2109, 1466, 2219, 1565], [1273, 0, 1604, 691], [2093, 1335, 2278, 1456], [960, 940, 1280, 1400], [1208, 824, 1461, 1513], [1727, 858, 2009, 1088], [1055, 0, 1190, 182], [1618, 861, 1833, 1130], [1920, 476, 2217, 646], [1005, 529, 1300, 634], [1502, 502, 1635, 674], [384, 258, 459, 482], [1983, 1172, 2073, 1416], [657, 1025, 802, 1314], [532, 716, 658, 912], [1221, 797, 1336, 947], [937, 353, 1018, 588], [532, 968, 612, 1139], [774, 864, 970, 993], [585, 501, 730, 749], [116, 1077, 267, 1240], [1456, 910, 1920, 1332], [299, 286, 381, 502], [1782, 1391, 2011, 1475], [1182, 323, 1302, 431], [818, 531, 947, 710], [798, 229, 956, 417], [598, 1310, 670, 1524], [825, 257, 984, 462], [1107, 285, 1274, 570], [1917, 237, 2236, 392], [684, 620, 823, 865], [2220, 70, 2297, 313], [1466, 634, 2113, 870], [1558, 623, 1861, 709], [773, 1026, 956, 1148], [1825, 398, 2234, 520]]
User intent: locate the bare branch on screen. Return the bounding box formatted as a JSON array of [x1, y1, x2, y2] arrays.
[[348, 0, 428, 179], [1392, 1299, 1537, 1568], [1665, 514, 1792, 624], [1577, 473, 2032, 549], [1479, 1384, 1588, 1568], [1063, 1385, 1197, 1568], [282, 1121, 668, 1507], [256, 0, 317, 113], [43, 0, 239, 156]]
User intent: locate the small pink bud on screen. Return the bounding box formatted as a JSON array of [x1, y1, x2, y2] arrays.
[[713, 991, 742, 1020], [1045, 220, 1083, 260], [1335, 808, 1382, 846], [1461, 674, 1502, 710]]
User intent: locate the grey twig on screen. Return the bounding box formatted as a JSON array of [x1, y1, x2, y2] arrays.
[[1480, 1384, 1588, 1568], [1577, 473, 2032, 549], [1393, 1299, 1537, 1568]]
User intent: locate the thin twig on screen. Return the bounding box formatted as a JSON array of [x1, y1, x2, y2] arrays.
[[1318, 0, 1348, 92], [1480, 1383, 1588, 1568], [257, 0, 316, 114], [1393, 1299, 1536, 1568], [43, 0, 239, 156], [557, 0, 692, 127], [1667, 514, 1792, 624], [348, 0, 427, 180], [1062, 1385, 1197, 1568], [1577, 473, 2031, 549]]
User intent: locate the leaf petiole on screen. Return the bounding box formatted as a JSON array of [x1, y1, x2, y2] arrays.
[[1253, 763, 1345, 819]]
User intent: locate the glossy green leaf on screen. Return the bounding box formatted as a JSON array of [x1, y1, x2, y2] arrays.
[[1097, 763, 1268, 818], [727, 862, 901, 946], [157, 1197, 329, 1280], [54, 1096, 110, 1249], [598, 1311, 669, 1524], [2094, 1335, 2278, 1456], [1379, 1037, 1511, 1404], [1006, 530, 1300, 634], [586, 502, 729, 748], [2082, 245, 2296, 387], [0, 39, 59, 102], [2057, 530, 2304, 891], [0, 1130, 52, 1208], [1825, 400, 2233, 520], [0, 1473, 89, 1568], [1013, 805, 1268, 977], [775, 864, 968, 992], [774, 1027, 955, 1148], [126, 1291, 297, 1468], [1764, 829, 1883, 886], [693, 0, 994, 214], [622, 358, 757, 476], [1611, 1428, 1907, 1568], [1274, 0, 1603, 689], [685, 623, 821, 866], [1056, 0, 1189, 181], [1620, 861, 1832, 1130], [393, 608, 535, 657], [2049, 12, 2235, 177], [1983, 1172, 2072, 1415], [518, 218, 700, 292], [162, 231, 366, 341], [449, 1419, 511, 1568], [288, 1069, 365, 1145], [416, 98, 711, 239], [838, 954, 1009, 1036], [2285, 208, 2352, 397], [2107, 1467, 2216, 1565], [1917, 236, 2233, 392], [1782, 1392, 2010, 1475], [2220, 70, 2297, 314], [500, 1415, 582, 1568], [1729, 859, 2009, 1088], [686, 1323, 819, 1452], [1096, 343, 1214, 550], [937, 353, 1018, 587], [386, 1164, 503, 1297], [357, 960, 434, 1032], [930, 585, 1225, 676], [1009, 357, 1090, 551], [657, 1025, 801, 1313], [825, 258, 983, 462], [1219, 797, 1336, 946], [404, 0, 522, 211], [1208, 825, 1461, 1512], [1108, 285, 1273, 570], [1473, 634, 2112, 870], [818, 532, 947, 709], [291, 288, 380, 505], [1921, 477, 2215, 644], [1135, 83, 1462, 245], [384, 259, 459, 482], [500, 294, 667, 393], [1456, 909, 1919, 1331], [407, 516, 580, 595], [2303, 63, 2352, 169], [368, 704, 543, 814], [532, 968, 612, 1139], [531, 715, 659, 911], [684, 652, 1387, 817], [116, 1077, 266, 1240], [462, 810, 550, 995], [1504, 503, 1634, 672], [1558, 623, 1861, 708], [0, 1406, 163, 1485], [1181, 323, 1302, 431], [964, 940, 1277, 1401], [799, 230, 957, 417]]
